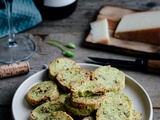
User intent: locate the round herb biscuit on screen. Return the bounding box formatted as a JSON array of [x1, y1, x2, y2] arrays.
[[48, 58, 81, 80], [43, 111, 73, 120], [26, 81, 59, 107], [70, 94, 107, 110], [91, 65, 125, 92], [70, 80, 107, 98], [96, 92, 133, 120], [30, 101, 66, 120], [69, 80, 107, 110], [64, 96, 95, 117], [56, 67, 90, 92]]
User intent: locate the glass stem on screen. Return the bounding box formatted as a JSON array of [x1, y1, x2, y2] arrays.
[[4, 0, 17, 47]]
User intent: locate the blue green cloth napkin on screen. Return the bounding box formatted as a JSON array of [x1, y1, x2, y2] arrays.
[[0, 0, 42, 38]]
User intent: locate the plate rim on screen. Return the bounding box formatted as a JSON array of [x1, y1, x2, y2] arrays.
[[11, 63, 153, 120]]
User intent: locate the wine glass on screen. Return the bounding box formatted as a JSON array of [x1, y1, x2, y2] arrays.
[[0, 0, 36, 64]]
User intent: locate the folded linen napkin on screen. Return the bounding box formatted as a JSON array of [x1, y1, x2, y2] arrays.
[[0, 0, 42, 38]]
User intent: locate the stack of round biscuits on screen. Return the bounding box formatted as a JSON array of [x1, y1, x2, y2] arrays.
[[26, 58, 142, 120], [64, 80, 108, 117]]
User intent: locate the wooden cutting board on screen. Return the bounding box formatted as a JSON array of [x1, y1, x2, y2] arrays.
[[85, 6, 160, 59]]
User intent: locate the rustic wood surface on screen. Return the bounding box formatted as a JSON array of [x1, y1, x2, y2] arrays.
[[0, 0, 160, 119]]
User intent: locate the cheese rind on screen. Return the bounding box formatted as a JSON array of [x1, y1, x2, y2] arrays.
[[90, 19, 110, 44], [114, 11, 160, 45]]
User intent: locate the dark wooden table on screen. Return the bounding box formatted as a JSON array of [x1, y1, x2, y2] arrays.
[[0, 0, 160, 119]]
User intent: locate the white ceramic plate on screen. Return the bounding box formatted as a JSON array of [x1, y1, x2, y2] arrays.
[[12, 63, 153, 120]]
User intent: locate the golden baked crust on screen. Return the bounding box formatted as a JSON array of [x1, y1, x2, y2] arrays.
[[64, 95, 95, 117], [70, 80, 107, 110], [70, 94, 107, 110], [70, 80, 107, 97], [30, 101, 66, 120], [26, 81, 59, 107], [45, 111, 74, 120]]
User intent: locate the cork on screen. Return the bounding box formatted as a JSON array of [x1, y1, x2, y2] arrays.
[[0, 61, 30, 78]]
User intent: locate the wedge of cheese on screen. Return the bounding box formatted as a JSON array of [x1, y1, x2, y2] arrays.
[[114, 11, 160, 45], [90, 19, 110, 44]]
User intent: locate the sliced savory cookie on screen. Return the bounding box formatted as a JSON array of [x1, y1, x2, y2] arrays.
[[64, 95, 95, 117], [44, 111, 73, 120], [82, 116, 95, 120], [70, 94, 107, 110], [91, 65, 125, 92], [56, 67, 90, 92], [48, 58, 81, 80], [43, 111, 73, 120], [70, 80, 107, 97], [30, 101, 66, 120], [26, 81, 59, 107], [96, 92, 133, 120]]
